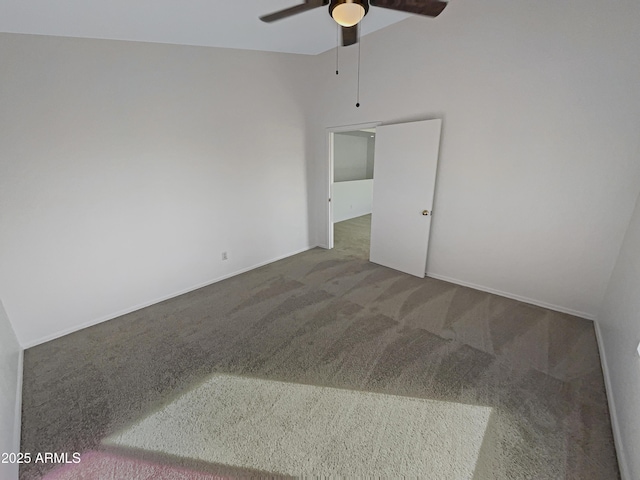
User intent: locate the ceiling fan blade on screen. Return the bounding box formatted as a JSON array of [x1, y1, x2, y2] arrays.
[[342, 25, 359, 46], [370, 0, 447, 17], [260, 0, 328, 23]]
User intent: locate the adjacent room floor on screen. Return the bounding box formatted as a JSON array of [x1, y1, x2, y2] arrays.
[[20, 215, 619, 478]]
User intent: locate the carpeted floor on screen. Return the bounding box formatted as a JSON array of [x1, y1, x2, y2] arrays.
[[334, 213, 371, 258], [104, 374, 494, 477], [20, 215, 619, 479]]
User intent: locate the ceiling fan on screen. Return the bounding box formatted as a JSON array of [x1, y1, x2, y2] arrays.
[[260, 0, 448, 46]]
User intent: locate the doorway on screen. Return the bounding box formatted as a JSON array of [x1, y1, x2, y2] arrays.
[[328, 124, 379, 259], [327, 119, 442, 278]]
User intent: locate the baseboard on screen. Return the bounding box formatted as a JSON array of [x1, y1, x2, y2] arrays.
[[14, 348, 24, 453], [594, 322, 630, 480], [425, 271, 595, 320], [22, 245, 317, 349]]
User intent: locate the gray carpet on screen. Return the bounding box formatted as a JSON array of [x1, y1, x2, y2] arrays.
[[20, 215, 619, 479], [334, 214, 371, 258]]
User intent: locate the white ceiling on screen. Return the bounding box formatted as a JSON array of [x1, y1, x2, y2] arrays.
[[0, 0, 417, 55]]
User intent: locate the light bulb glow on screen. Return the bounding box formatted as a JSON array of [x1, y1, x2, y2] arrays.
[[332, 2, 365, 27]]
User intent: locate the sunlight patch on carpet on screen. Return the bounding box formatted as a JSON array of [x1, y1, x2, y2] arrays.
[[104, 374, 492, 477]]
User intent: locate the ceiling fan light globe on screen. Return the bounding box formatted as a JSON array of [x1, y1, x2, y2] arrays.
[[332, 2, 365, 27]]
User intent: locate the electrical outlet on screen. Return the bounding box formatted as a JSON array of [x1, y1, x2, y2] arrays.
[[221, 252, 228, 261]]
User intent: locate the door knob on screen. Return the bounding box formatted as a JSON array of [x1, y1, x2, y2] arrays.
[[422, 210, 430, 216]]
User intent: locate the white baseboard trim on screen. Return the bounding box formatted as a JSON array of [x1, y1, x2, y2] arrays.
[[22, 245, 317, 349], [425, 271, 595, 320], [594, 322, 630, 480], [14, 348, 24, 454]]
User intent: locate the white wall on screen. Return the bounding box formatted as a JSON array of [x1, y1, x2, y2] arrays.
[[0, 33, 316, 346], [333, 180, 374, 223], [334, 133, 372, 182], [311, 0, 640, 318], [597, 187, 640, 480], [0, 299, 21, 480]]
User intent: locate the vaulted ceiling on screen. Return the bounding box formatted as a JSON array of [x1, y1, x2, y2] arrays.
[[0, 0, 421, 55]]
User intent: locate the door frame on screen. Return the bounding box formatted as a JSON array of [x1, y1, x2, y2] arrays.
[[325, 121, 382, 249]]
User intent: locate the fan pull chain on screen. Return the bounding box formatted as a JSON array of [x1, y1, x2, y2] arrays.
[[356, 36, 361, 107], [336, 24, 340, 75]]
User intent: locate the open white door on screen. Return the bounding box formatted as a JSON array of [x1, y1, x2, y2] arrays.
[[369, 119, 442, 277]]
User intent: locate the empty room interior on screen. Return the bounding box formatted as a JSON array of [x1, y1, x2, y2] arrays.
[[1, 0, 640, 478]]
